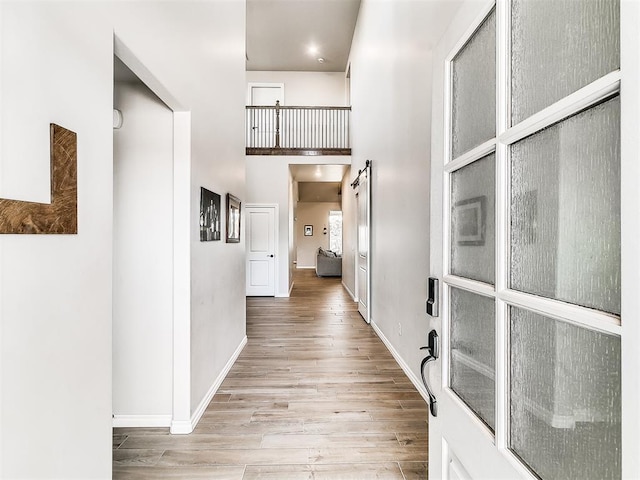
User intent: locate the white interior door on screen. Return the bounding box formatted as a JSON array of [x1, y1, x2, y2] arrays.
[[428, 1, 636, 479], [247, 83, 284, 148], [248, 83, 284, 106], [246, 205, 276, 296], [355, 165, 370, 323]]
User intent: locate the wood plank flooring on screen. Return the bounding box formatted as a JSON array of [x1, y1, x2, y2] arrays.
[[113, 269, 428, 479]]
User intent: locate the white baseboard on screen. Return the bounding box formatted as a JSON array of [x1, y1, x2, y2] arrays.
[[113, 414, 172, 428], [188, 335, 247, 432], [276, 281, 293, 298], [170, 420, 193, 435], [341, 281, 356, 301], [296, 266, 316, 269], [370, 321, 429, 404], [274, 283, 293, 298]]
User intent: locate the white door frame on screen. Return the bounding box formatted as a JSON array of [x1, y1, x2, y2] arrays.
[[619, 1, 640, 476], [245, 203, 279, 297], [114, 37, 193, 434], [353, 161, 371, 324]]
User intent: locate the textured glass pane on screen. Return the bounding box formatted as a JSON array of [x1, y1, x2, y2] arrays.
[[512, 0, 620, 124], [451, 154, 495, 284], [510, 307, 621, 479], [450, 288, 495, 431], [451, 9, 496, 159], [510, 97, 620, 315]]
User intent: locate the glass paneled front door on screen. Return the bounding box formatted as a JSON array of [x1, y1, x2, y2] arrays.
[[430, 1, 629, 478]]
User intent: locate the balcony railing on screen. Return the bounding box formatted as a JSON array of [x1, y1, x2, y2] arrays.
[[246, 102, 351, 155]]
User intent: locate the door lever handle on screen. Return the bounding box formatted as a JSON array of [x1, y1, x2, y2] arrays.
[[420, 329, 439, 417]]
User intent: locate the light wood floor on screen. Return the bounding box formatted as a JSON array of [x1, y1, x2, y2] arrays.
[[113, 269, 428, 479]]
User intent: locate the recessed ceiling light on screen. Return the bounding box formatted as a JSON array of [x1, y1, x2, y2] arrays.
[[307, 44, 319, 56]]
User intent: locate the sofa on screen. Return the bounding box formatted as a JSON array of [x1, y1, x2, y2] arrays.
[[316, 247, 342, 277]]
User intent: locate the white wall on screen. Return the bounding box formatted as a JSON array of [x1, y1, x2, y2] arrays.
[[246, 71, 347, 106], [246, 157, 290, 296], [0, 2, 245, 477], [113, 81, 173, 424], [295, 202, 341, 267], [246, 155, 350, 296], [347, 0, 461, 394]]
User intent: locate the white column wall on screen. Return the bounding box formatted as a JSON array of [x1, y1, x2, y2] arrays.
[[0, 2, 245, 477]]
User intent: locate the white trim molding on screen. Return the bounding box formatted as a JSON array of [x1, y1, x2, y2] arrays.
[[170, 336, 247, 434], [370, 321, 430, 405], [113, 415, 172, 428], [169, 419, 193, 435], [342, 280, 356, 302], [171, 111, 193, 436], [188, 336, 248, 433]]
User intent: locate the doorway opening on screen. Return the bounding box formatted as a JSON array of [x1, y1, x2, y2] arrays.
[[290, 164, 349, 276], [113, 55, 174, 428], [112, 37, 192, 434]]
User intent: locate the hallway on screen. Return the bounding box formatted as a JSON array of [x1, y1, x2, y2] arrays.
[[113, 269, 428, 479]]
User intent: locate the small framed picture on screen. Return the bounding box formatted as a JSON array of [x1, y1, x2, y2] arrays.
[[304, 225, 313, 236], [226, 193, 241, 243], [199, 187, 221, 241]]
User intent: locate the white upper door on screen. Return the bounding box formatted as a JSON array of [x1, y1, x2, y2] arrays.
[[246, 206, 276, 297], [428, 1, 637, 479], [247, 83, 284, 148], [356, 166, 370, 323], [248, 83, 284, 106]]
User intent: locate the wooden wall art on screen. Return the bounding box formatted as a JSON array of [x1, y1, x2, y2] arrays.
[[0, 124, 77, 234]]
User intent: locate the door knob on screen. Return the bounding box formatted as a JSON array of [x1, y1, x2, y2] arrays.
[[420, 329, 439, 417], [268, 254, 274, 257]]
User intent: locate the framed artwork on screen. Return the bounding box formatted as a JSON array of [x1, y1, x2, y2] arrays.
[[454, 196, 486, 246], [304, 225, 313, 236], [200, 187, 221, 241], [226, 193, 241, 243]]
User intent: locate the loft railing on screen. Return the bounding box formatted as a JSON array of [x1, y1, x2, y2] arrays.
[[246, 101, 351, 155]]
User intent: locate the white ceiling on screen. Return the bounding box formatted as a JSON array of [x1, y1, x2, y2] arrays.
[[290, 164, 349, 182], [246, 0, 361, 72]]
